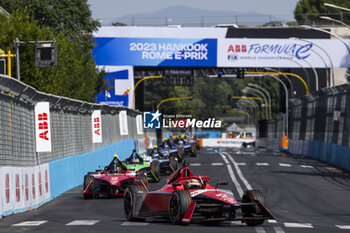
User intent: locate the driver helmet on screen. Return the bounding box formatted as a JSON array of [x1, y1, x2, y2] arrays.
[[184, 179, 201, 190], [154, 145, 158, 148], [113, 154, 118, 158]]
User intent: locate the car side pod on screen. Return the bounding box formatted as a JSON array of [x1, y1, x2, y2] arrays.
[[181, 201, 196, 224]]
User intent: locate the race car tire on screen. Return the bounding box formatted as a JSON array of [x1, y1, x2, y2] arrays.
[[83, 175, 93, 199], [168, 190, 192, 224], [169, 155, 179, 171], [150, 160, 161, 182], [241, 190, 265, 226], [124, 185, 144, 221]]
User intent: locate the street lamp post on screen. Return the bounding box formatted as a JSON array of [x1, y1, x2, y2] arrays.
[[264, 67, 295, 97], [245, 71, 309, 96], [301, 25, 350, 55], [268, 75, 289, 137], [236, 104, 256, 123], [156, 96, 192, 110], [132, 76, 163, 110], [320, 16, 350, 30], [324, 3, 350, 12], [237, 101, 258, 123], [290, 37, 335, 87], [301, 25, 350, 88], [242, 87, 269, 119], [275, 50, 319, 91], [248, 83, 272, 118], [229, 108, 252, 125]]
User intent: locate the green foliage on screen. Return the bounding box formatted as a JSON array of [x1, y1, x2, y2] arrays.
[[143, 75, 281, 124], [0, 0, 100, 50], [0, 10, 104, 102], [294, 0, 350, 24]]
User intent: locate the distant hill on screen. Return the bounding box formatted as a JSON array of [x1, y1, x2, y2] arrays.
[[102, 5, 289, 27]]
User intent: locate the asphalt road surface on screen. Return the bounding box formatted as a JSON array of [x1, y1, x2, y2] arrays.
[[1, 147, 350, 233]]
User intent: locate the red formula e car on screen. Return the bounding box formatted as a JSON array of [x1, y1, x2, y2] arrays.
[[83, 156, 148, 199], [124, 165, 274, 226]]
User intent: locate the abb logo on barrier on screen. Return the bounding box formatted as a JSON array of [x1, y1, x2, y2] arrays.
[[38, 112, 49, 140], [92, 110, 102, 143], [93, 117, 100, 135], [35, 102, 52, 152], [227, 45, 247, 53]]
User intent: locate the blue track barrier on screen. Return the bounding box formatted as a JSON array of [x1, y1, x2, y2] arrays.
[[298, 140, 350, 171], [49, 139, 135, 199]]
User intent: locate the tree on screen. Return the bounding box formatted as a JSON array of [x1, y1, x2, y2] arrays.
[[0, 0, 100, 50], [294, 0, 350, 25], [0, 10, 104, 102]]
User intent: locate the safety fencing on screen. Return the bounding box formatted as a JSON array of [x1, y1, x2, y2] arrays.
[[259, 84, 350, 171], [0, 74, 151, 218]]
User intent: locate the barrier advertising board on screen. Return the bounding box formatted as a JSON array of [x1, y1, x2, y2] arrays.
[[92, 110, 102, 143], [35, 102, 52, 152], [93, 26, 350, 68]]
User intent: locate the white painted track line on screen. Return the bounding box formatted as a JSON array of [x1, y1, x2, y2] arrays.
[[211, 162, 224, 166], [273, 226, 285, 233], [284, 223, 313, 228], [268, 219, 277, 223], [279, 163, 292, 167], [300, 165, 314, 169], [256, 163, 269, 166], [12, 221, 47, 226], [236, 162, 247, 166], [255, 226, 266, 233], [190, 163, 201, 166], [121, 222, 149, 226], [66, 220, 100, 226], [336, 225, 350, 229], [226, 164, 244, 196], [224, 152, 253, 190], [218, 151, 229, 164]]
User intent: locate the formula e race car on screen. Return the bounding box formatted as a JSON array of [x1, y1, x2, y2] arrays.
[[144, 146, 180, 175], [83, 155, 147, 199], [124, 165, 274, 226], [172, 136, 197, 157], [161, 137, 196, 159], [122, 150, 161, 182]]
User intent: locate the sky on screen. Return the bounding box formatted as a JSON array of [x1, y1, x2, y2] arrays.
[[87, 0, 300, 23]]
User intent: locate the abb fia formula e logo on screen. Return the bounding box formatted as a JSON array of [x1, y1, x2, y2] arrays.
[[227, 44, 247, 61], [35, 102, 52, 152]]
